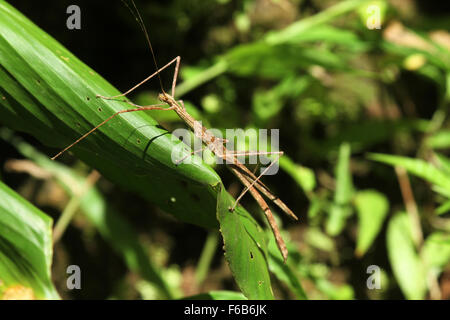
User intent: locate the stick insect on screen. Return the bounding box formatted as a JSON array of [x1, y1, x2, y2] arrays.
[[52, 0, 298, 261]]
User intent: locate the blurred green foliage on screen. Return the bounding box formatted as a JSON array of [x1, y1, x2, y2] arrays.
[[0, 0, 450, 300]]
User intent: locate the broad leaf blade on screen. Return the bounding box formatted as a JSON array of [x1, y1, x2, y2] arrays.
[[0, 0, 220, 229], [279, 156, 316, 193], [0, 1, 275, 299], [368, 153, 450, 192], [0, 130, 175, 299], [386, 212, 427, 300], [267, 232, 307, 300]]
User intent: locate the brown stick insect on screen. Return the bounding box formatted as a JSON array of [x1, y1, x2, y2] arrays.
[[52, 0, 298, 261]]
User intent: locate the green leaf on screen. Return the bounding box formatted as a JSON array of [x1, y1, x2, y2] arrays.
[[220, 0, 375, 81], [1, 128, 276, 300], [183, 291, 247, 300], [308, 120, 429, 156], [357, 0, 388, 28], [267, 232, 307, 300], [290, 25, 369, 51], [434, 153, 450, 176], [436, 199, 450, 215], [0, 0, 220, 229], [252, 76, 310, 122], [368, 153, 450, 195], [307, 196, 324, 221], [422, 232, 450, 272], [326, 143, 354, 236], [217, 185, 274, 300], [315, 279, 354, 300], [386, 212, 427, 300], [334, 143, 354, 206], [279, 156, 316, 193], [446, 72, 450, 102], [0, 181, 58, 299], [305, 228, 335, 252], [354, 190, 389, 257], [0, 1, 275, 299], [382, 25, 450, 71], [265, 0, 373, 45]]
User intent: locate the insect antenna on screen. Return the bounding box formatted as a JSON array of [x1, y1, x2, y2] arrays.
[[120, 0, 166, 94]]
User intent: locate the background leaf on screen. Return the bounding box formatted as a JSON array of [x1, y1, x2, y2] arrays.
[[0, 0, 221, 230], [1, 0, 449, 300], [354, 190, 389, 256], [369, 153, 450, 195], [267, 232, 307, 300], [0, 129, 176, 299], [279, 156, 316, 194], [422, 232, 450, 272], [326, 143, 354, 235], [184, 290, 247, 300]]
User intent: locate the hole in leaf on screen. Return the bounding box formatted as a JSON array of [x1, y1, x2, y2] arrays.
[[97, 107, 102, 112], [250, 251, 254, 259]]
